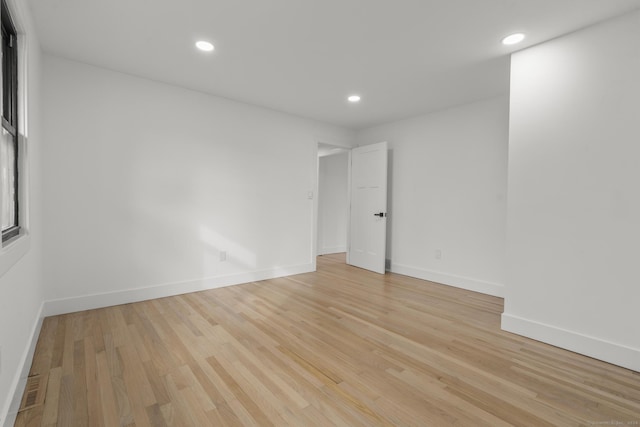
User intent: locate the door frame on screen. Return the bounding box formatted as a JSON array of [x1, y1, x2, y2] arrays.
[[312, 141, 352, 270]]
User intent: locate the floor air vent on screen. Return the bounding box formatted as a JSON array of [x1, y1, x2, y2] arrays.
[[18, 374, 48, 412]]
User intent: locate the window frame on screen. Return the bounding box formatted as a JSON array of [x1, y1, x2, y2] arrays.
[[1, 0, 20, 243]]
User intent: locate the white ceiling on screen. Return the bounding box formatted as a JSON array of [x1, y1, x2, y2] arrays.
[[27, 0, 640, 130]]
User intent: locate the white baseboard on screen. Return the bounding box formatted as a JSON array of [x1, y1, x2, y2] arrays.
[[2, 302, 45, 427], [44, 263, 314, 316], [501, 313, 640, 372], [390, 263, 504, 297], [318, 246, 347, 256]]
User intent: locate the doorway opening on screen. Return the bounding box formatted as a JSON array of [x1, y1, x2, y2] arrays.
[[316, 143, 350, 265]]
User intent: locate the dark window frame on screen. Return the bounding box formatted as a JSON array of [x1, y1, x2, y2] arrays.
[[1, 0, 19, 243]]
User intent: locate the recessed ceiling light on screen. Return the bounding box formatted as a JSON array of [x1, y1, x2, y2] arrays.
[[502, 33, 525, 45], [195, 41, 215, 52], [348, 95, 361, 103]]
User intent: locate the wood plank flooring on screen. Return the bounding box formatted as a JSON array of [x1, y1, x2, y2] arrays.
[[15, 253, 640, 426]]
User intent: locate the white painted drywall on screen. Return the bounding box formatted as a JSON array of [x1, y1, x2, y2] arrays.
[[356, 96, 508, 296], [41, 55, 354, 311], [0, 1, 45, 425], [317, 152, 348, 255], [503, 10, 640, 371]]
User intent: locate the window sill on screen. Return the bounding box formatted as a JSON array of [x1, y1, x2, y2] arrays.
[[0, 231, 30, 279]]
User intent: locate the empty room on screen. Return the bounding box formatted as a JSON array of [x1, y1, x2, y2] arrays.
[[1, 0, 639, 425]]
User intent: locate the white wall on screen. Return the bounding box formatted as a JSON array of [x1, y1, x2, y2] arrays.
[[42, 55, 354, 314], [356, 96, 508, 296], [317, 152, 349, 255], [0, 1, 44, 425], [503, 10, 640, 371]]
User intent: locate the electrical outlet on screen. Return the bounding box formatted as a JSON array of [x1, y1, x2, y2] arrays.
[[435, 249, 442, 260], [219, 251, 227, 262]]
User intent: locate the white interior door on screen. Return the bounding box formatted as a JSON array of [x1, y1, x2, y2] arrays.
[[348, 141, 388, 274]]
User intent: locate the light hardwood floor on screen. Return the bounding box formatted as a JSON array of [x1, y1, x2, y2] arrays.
[[15, 253, 640, 426]]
